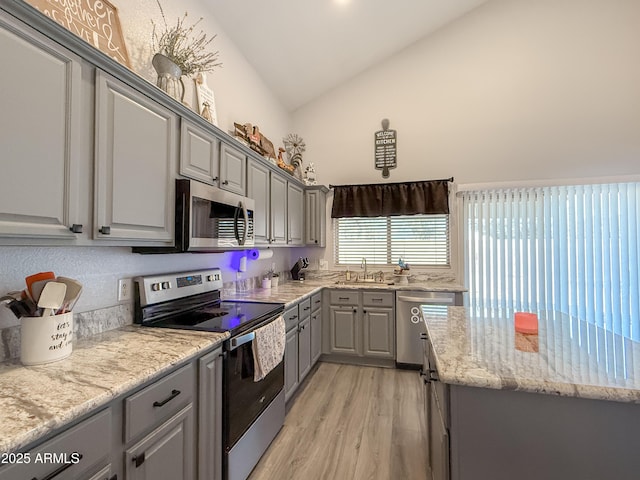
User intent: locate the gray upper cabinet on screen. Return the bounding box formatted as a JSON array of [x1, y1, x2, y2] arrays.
[[270, 174, 287, 245], [219, 143, 246, 195], [247, 159, 271, 244], [180, 120, 220, 186], [0, 15, 84, 241], [287, 183, 304, 245], [305, 187, 328, 247], [94, 70, 177, 243]]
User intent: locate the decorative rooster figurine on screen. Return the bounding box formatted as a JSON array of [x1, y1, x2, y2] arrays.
[[277, 147, 295, 174]]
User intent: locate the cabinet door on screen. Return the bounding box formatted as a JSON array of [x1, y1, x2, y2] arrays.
[[311, 310, 322, 366], [0, 17, 83, 239], [287, 183, 304, 245], [247, 160, 271, 245], [269, 174, 287, 245], [125, 405, 194, 480], [87, 464, 113, 480], [219, 143, 246, 195], [329, 306, 359, 356], [179, 120, 220, 186], [298, 317, 312, 382], [363, 307, 395, 359], [305, 189, 326, 247], [198, 349, 222, 480], [429, 387, 450, 480], [284, 328, 299, 402], [95, 70, 177, 243]]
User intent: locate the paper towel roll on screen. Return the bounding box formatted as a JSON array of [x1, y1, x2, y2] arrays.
[[248, 249, 274, 261]]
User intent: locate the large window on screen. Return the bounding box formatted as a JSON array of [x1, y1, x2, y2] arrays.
[[462, 182, 640, 340], [334, 214, 450, 266]]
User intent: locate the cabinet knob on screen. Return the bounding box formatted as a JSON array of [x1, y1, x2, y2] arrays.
[[222, 180, 229, 185], [99, 226, 111, 235], [363, 309, 367, 314], [315, 240, 318, 244], [69, 224, 83, 234], [212, 176, 219, 182], [353, 308, 357, 313], [132, 452, 146, 468]]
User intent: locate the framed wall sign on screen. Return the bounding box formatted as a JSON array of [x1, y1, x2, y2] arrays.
[[194, 73, 218, 126], [374, 118, 397, 178], [25, 0, 131, 68]]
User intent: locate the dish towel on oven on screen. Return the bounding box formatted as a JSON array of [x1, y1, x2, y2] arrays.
[[252, 315, 286, 382]]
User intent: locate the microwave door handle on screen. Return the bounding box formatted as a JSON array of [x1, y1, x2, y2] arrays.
[[241, 202, 248, 245], [233, 202, 241, 244]]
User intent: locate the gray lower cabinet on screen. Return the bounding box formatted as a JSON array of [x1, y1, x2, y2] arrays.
[[0, 347, 220, 480], [287, 183, 304, 245], [310, 292, 323, 365], [198, 349, 223, 480], [0, 408, 112, 480], [0, 12, 85, 241], [180, 119, 220, 186], [125, 405, 194, 480], [94, 69, 177, 243], [284, 327, 299, 402], [284, 296, 319, 403], [219, 143, 246, 195], [325, 290, 395, 363]]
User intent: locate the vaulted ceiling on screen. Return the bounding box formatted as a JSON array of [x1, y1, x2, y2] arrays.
[[207, 0, 490, 111]]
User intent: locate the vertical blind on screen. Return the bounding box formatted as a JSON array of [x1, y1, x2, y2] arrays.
[[462, 183, 640, 340], [334, 214, 450, 266]]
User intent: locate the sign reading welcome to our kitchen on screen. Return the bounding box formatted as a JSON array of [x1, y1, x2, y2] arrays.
[[374, 118, 397, 178], [26, 0, 131, 68]]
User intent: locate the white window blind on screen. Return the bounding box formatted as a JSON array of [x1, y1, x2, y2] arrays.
[[334, 215, 450, 266], [462, 183, 640, 340]]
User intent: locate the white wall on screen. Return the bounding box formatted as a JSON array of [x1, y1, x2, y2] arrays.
[[117, 0, 291, 146], [293, 0, 640, 186]]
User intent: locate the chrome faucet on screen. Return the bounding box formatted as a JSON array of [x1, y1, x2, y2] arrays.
[[361, 257, 368, 278]]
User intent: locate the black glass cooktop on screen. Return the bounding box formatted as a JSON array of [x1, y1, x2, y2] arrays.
[[146, 300, 284, 335]]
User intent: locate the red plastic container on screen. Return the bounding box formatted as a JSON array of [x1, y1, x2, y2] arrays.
[[515, 312, 539, 334]]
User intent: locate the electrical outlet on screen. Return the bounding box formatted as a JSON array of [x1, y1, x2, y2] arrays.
[[118, 278, 132, 302]]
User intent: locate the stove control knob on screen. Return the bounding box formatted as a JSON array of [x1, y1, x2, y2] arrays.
[[162, 281, 171, 290], [207, 275, 218, 282], [151, 283, 161, 291]]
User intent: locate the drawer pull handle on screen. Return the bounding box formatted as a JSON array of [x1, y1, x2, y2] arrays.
[[69, 224, 83, 233], [314, 300, 321, 304], [338, 297, 350, 300], [133, 452, 146, 468], [153, 389, 181, 408], [99, 226, 111, 235], [34, 453, 82, 480], [303, 306, 310, 311], [290, 314, 298, 320], [372, 298, 383, 302]]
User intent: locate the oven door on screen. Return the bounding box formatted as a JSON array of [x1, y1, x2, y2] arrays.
[[223, 329, 284, 450], [185, 179, 255, 250]]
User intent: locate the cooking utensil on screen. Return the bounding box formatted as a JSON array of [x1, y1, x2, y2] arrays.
[[37, 282, 66, 317], [25, 272, 55, 299], [31, 279, 55, 303], [56, 276, 83, 313]]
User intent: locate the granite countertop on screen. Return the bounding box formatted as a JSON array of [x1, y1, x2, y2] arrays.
[[0, 326, 228, 454], [224, 279, 466, 306], [422, 306, 640, 404]]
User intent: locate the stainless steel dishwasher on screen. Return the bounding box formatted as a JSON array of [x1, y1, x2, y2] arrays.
[[395, 291, 462, 367]]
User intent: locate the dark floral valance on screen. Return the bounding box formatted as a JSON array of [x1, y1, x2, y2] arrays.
[[330, 179, 451, 218]]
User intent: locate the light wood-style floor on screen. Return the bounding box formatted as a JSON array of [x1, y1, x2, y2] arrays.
[[248, 362, 428, 480]]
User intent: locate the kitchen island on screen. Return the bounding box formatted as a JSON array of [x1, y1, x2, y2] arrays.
[[421, 306, 640, 480]]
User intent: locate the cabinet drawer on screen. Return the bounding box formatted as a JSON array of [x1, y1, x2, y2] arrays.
[[0, 409, 111, 480], [124, 363, 194, 443], [283, 305, 299, 332], [298, 298, 312, 320], [311, 292, 322, 312], [362, 291, 394, 307], [329, 290, 359, 305]]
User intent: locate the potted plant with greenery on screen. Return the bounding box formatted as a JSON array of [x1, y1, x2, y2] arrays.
[[151, 0, 222, 103]]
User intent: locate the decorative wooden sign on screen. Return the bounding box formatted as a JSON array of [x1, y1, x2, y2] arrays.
[[374, 118, 397, 178], [194, 73, 218, 126], [25, 0, 131, 68]]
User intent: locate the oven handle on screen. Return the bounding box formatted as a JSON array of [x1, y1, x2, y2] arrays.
[[230, 331, 255, 351]]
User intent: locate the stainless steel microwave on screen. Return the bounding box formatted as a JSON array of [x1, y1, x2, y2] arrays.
[[134, 179, 255, 253]]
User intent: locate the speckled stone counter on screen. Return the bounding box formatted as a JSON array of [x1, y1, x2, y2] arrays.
[[422, 306, 640, 403], [224, 279, 466, 306], [0, 326, 228, 454]]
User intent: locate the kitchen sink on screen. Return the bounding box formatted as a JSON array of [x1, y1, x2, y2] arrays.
[[334, 280, 391, 285]]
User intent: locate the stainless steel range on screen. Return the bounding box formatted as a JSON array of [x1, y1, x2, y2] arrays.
[[134, 269, 285, 480]]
